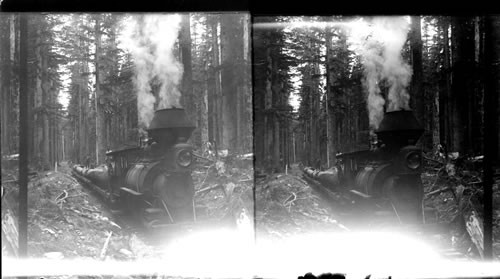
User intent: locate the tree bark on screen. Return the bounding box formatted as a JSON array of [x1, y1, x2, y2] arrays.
[[180, 14, 195, 124], [440, 17, 452, 152], [450, 17, 475, 154], [482, 15, 500, 259], [0, 14, 12, 156], [271, 39, 281, 171], [325, 25, 336, 167], [18, 11, 29, 259], [252, 18, 268, 170], [34, 17, 44, 167], [210, 16, 222, 155], [41, 23, 50, 170], [95, 16, 106, 165], [242, 14, 252, 153], [220, 14, 241, 152], [410, 16, 425, 140]]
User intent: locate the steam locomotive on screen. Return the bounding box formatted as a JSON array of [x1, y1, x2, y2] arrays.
[[72, 108, 196, 228], [304, 110, 424, 223]]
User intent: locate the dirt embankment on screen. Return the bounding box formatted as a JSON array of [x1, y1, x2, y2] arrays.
[[255, 165, 347, 239], [2, 162, 141, 260]]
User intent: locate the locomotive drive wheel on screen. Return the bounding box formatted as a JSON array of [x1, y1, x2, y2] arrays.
[[122, 192, 151, 227], [152, 173, 195, 223], [382, 175, 423, 224]]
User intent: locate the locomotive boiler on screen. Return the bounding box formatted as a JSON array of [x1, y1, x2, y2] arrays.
[[72, 108, 196, 228], [304, 110, 424, 223]]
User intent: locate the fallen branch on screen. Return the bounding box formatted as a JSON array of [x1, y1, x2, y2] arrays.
[[1, 179, 17, 184], [199, 164, 214, 186], [196, 184, 223, 196], [55, 190, 69, 207], [429, 166, 446, 191], [224, 182, 236, 199], [55, 190, 68, 201], [283, 192, 297, 212], [192, 152, 215, 163], [239, 178, 253, 183], [425, 186, 453, 199], [99, 231, 113, 260], [65, 194, 86, 199], [283, 192, 297, 207], [423, 155, 444, 165]]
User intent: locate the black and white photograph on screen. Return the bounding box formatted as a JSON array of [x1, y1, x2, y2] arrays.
[[1, 10, 500, 279], [252, 15, 500, 277], [1, 12, 255, 277]]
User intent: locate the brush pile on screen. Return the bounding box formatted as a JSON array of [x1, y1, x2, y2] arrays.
[[422, 148, 500, 259]]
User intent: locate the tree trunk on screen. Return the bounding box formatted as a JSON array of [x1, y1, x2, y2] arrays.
[[252, 19, 268, 170], [18, 11, 29, 259], [242, 14, 252, 153], [210, 16, 222, 155], [34, 18, 44, 167], [325, 25, 336, 167], [440, 17, 452, 152], [271, 40, 281, 171], [200, 63, 209, 150], [313, 61, 321, 167], [264, 43, 273, 169], [180, 14, 195, 125], [41, 29, 50, 170], [95, 16, 106, 165], [450, 17, 475, 154], [0, 14, 12, 156], [410, 16, 425, 142], [220, 14, 241, 152], [482, 15, 500, 260]]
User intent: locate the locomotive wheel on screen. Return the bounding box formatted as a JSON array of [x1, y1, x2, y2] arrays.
[[152, 173, 195, 222], [122, 193, 167, 228], [382, 175, 423, 224]]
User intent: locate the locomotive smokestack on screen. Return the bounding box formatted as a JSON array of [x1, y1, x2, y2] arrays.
[[147, 108, 196, 147], [375, 109, 423, 150]]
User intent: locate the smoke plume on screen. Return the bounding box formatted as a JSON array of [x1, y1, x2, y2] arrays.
[[347, 16, 412, 129], [121, 14, 183, 128]]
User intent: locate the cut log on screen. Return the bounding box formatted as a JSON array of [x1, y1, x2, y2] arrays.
[[303, 167, 340, 189], [1, 209, 18, 257], [465, 209, 484, 258], [460, 193, 485, 258]]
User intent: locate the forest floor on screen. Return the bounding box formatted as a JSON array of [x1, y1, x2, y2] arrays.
[[1, 155, 254, 263], [255, 165, 349, 239], [255, 160, 500, 261], [2, 153, 499, 277]]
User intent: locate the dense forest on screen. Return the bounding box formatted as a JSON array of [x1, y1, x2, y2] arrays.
[[253, 16, 500, 172], [0, 13, 252, 170]]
